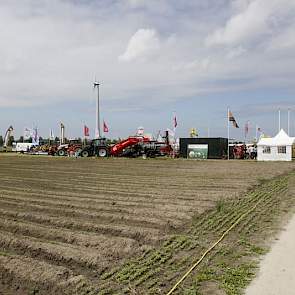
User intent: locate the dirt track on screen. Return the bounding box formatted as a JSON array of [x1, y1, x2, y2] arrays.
[[0, 155, 294, 294]]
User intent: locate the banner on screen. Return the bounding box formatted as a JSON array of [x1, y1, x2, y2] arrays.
[[187, 144, 208, 159], [103, 121, 109, 133], [31, 126, 39, 145], [84, 125, 89, 137]]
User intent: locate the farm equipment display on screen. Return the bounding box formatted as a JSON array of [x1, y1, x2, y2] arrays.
[[56, 140, 82, 156], [78, 132, 173, 158]]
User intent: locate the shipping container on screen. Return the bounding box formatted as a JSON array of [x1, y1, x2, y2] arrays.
[[179, 138, 228, 159]]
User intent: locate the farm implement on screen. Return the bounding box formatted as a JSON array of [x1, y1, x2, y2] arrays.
[[78, 132, 173, 158]]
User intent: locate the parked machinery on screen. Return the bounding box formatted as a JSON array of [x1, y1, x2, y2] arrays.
[[78, 132, 173, 158], [78, 137, 109, 158], [56, 139, 82, 156]]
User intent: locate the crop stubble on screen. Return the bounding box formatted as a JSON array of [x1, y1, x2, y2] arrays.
[[0, 155, 294, 294]]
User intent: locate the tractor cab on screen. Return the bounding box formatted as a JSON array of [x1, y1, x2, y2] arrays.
[[93, 138, 107, 147]]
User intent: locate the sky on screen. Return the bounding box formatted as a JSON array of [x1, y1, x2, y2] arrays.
[[0, 0, 295, 140]]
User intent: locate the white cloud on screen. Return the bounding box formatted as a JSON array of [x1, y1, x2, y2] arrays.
[[173, 58, 211, 72], [119, 28, 160, 62], [127, 0, 146, 7], [206, 0, 293, 47], [0, 0, 294, 114], [268, 25, 295, 51], [226, 46, 247, 59]]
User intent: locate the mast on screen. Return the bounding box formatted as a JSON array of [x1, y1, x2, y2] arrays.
[[93, 81, 100, 138]]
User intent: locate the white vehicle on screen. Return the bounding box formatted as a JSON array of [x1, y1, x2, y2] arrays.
[[15, 142, 38, 153]]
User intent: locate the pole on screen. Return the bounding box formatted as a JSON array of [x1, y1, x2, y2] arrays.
[[94, 82, 101, 139], [278, 109, 281, 131], [288, 109, 290, 136], [256, 124, 258, 142], [227, 107, 230, 160]]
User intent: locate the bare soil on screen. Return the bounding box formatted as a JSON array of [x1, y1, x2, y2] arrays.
[[0, 154, 294, 294]]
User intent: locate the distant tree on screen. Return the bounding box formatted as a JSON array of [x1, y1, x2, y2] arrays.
[[0, 136, 3, 146], [18, 136, 24, 143], [54, 136, 60, 145], [25, 137, 32, 143]]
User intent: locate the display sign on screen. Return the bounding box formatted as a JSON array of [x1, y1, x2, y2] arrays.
[[187, 144, 208, 159]]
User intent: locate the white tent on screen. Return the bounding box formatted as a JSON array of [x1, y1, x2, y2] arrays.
[[257, 129, 295, 161]]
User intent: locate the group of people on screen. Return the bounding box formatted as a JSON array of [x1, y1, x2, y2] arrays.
[[233, 144, 257, 160]]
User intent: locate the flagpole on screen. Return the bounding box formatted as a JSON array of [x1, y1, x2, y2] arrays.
[[278, 109, 281, 131], [256, 125, 258, 142], [83, 124, 85, 147], [288, 109, 290, 136], [244, 122, 246, 144], [227, 107, 230, 160]]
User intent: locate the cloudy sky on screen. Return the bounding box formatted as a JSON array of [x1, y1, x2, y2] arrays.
[[0, 0, 295, 140]]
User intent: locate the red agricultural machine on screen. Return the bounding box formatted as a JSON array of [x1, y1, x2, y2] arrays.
[[78, 131, 173, 158]]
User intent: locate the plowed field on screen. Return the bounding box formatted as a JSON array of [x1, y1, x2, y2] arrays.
[[0, 155, 294, 295]]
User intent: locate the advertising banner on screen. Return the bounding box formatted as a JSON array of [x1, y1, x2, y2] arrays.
[[187, 144, 208, 159]]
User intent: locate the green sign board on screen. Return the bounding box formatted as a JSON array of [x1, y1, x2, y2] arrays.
[[187, 144, 208, 159]]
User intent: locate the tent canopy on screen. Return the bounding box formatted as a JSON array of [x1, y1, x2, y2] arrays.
[[257, 129, 295, 146]]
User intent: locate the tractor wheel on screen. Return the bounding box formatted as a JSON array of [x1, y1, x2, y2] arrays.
[[81, 150, 89, 157], [98, 148, 108, 157], [57, 149, 66, 156]]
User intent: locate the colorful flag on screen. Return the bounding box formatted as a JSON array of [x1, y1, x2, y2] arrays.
[[228, 111, 239, 128], [84, 125, 90, 137], [103, 121, 109, 133], [173, 113, 177, 129]]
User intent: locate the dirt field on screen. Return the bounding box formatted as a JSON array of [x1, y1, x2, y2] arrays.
[[0, 154, 294, 295]]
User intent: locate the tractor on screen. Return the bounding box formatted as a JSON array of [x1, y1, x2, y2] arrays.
[[79, 138, 109, 157]]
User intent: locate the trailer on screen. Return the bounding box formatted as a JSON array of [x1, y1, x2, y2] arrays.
[[14, 142, 38, 153]]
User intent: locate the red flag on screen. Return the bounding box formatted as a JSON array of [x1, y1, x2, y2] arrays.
[[84, 125, 89, 137], [103, 121, 109, 133]]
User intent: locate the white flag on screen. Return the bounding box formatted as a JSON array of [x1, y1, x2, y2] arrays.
[[24, 128, 32, 140], [49, 129, 54, 140], [32, 127, 39, 145]]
